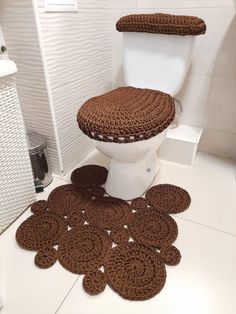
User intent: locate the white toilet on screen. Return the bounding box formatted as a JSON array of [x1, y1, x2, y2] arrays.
[[78, 13, 206, 200]]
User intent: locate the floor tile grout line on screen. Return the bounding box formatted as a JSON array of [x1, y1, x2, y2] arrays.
[[54, 276, 80, 314], [175, 216, 236, 237]]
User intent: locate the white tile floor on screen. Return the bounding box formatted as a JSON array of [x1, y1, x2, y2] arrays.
[[0, 151, 236, 314]]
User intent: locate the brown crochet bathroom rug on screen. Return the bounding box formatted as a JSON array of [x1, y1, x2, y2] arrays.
[[15, 164, 191, 301]]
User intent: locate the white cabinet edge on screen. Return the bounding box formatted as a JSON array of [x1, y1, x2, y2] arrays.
[[0, 60, 17, 78]]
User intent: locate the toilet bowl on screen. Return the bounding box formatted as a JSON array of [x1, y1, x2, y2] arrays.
[[93, 128, 168, 200], [78, 86, 175, 200], [77, 13, 206, 200]]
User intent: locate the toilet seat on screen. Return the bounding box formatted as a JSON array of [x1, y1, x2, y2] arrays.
[[77, 87, 175, 144], [116, 13, 206, 36]]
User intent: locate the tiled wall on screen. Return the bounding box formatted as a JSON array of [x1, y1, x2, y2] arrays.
[[36, 0, 113, 173], [200, 8, 236, 159], [0, 0, 60, 173], [112, 0, 236, 160]]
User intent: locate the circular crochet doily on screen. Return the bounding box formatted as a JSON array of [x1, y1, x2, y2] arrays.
[[58, 225, 112, 274], [85, 197, 132, 230], [104, 243, 166, 300], [110, 227, 130, 245], [66, 210, 86, 228], [146, 184, 191, 214], [128, 208, 178, 248], [131, 197, 149, 211], [83, 270, 107, 295], [78, 87, 175, 143], [31, 200, 48, 215], [160, 245, 181, 266], [34, 247, 58, 269], [71, 165, 108, 188], [16, 213, 67, 251], [47, 184, 91, 216]]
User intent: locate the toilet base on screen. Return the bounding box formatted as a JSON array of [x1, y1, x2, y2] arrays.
[[105, 153, 159, 201]]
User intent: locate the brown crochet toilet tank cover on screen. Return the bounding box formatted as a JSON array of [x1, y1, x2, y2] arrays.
[[77, 87, 175, 144], [116, 13, 206, 36]]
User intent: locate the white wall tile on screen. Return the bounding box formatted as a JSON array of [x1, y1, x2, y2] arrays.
[[214, 15, 236, 80], [39, 9, 113, 173], [177, 73, 212, 128], [110, 0, 137, 9], [39, 10, 112, 89], [112, 66, 125, 88], [61, 135, 93, 174], [134, 7, 235, 77], [38, 13, 74, 89], [199, 129, 236, 160], [37, 0, 44, 7], [137, 0, 233, 9], [112, 11, 124, 70], [0, 0, 33, 8], [190, 7, 234, 77], [205, 77, 236, 134], [111, 9, 137, 87], [51, 68, 112, 174], [0, 26, 5, 44], [77, 0, 109, 9]]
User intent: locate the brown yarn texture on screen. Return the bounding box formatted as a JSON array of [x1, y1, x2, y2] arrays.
[[15, 164, 192, 301], [66, 210, 85, 228], [31, 200, 48, 215], [47, 184, 91, 216], [146, 184, 191, 214], [160, 245, 181, 266], [104, 243, 166, 300], [78, 87, 175, 143], [71, 165, 108, 188], [16, 212, 67, 251], [116, 13, 206, 36], [83, 270, 107, 295], [34, 247, 58, 269], [128, 207, 178, 248], [90, 186, 106, 198], [131, 197, 149, 211], [110, 227, 130, 245], [58, 225, 112, 274], [85, 197, 132, 230]]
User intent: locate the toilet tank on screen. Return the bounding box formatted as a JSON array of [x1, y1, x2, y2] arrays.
[[123, 32, 195, 96]]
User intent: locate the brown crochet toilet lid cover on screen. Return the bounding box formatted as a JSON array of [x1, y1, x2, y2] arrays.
[[77, 87, 175, 143], [116, 13, 206, 36]]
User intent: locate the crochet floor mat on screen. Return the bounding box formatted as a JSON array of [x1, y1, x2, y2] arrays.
[[15, 164, 191, 301]]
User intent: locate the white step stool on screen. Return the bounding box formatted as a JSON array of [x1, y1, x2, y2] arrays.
[[158, 124, 203, 165]]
